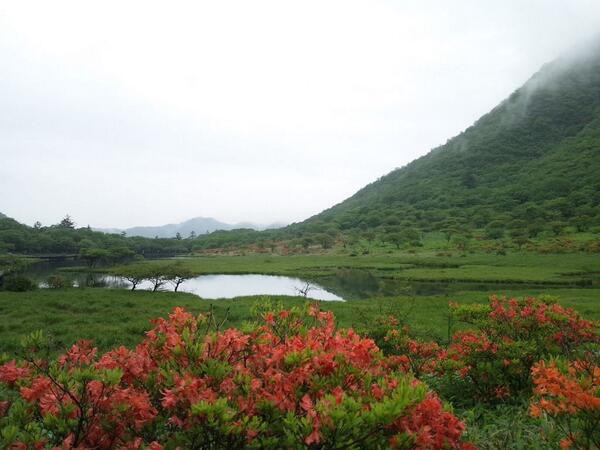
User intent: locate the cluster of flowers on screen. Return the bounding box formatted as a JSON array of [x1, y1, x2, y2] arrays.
[[380, 296, 599, 402], [375, 296, 599, 447], [530, 357, 599, 449], [0, 306, 474, 449], [448, 296, 598, 399]]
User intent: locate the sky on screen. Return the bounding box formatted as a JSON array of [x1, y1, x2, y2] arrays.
[[1, 1, 600, 228]]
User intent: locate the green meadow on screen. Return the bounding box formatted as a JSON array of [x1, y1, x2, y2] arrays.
[[2, 250, 599, 356], [105, 250, 600, 283]]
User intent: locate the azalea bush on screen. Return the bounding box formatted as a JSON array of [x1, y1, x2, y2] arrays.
[[443, 296, 599, 401], [378, 321, 443, 379], [530, 356, 600, 449], [374, 296, 599, 404], [0, 305, 474, 449]]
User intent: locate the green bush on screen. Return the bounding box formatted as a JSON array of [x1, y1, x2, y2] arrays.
[[46, 275, 70, 289], [2, 276, 36, 292]]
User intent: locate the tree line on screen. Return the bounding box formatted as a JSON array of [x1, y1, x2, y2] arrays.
[[0, 215, 192, 257], [115, 263, 194, 292]]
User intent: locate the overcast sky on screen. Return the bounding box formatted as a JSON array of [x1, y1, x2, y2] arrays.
[[1, 1, 600, 228]]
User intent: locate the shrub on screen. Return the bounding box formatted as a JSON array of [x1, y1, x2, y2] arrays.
[[375, 320, 443, 379], [375, 296, 599, 405], [45, 275, 71, 289], [584, 239, 600, 253], [438, 297, 599, 402], [2, 276, 35, 292], [530, 357, 600, 449], [0, 307, 474, 449]]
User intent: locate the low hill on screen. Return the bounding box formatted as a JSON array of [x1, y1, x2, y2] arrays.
[[96, 217, 285, 239], [288, 41, 600, 241], [0, 216, 190, 257]]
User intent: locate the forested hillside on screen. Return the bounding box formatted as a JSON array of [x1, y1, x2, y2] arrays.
[[289, 44, 600, 241], [0, 215, 191, 257]]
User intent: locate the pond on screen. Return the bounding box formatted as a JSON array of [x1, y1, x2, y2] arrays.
[[114, 274, 344, 301], [23, 261, 343, 301], [22, 260, 573, 301]]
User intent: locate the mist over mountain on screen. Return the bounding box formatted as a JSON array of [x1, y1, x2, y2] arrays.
[[95, 217, 286, 239], [287, 40, 600, 237], [0, 212, 6, 219]]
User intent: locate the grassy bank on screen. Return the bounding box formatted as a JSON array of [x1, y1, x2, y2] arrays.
[[1, 286, 599, 356], [106, 251, 600, 286]]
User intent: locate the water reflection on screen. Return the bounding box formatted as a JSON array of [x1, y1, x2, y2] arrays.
[[30, 265, 343, 301], [126, 274, 343, 301], [23, 261, 573, 301]]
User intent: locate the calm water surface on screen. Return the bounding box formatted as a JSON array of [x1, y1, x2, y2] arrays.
[[25, 262, 343, 300], [24, 261, 573, 301], [121, 274, 344, 301]]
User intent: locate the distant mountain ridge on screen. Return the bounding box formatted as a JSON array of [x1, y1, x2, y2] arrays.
[[95, 217, 285, 238]]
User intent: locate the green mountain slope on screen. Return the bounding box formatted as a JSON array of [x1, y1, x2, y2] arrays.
[[290, 44, 600, 239]]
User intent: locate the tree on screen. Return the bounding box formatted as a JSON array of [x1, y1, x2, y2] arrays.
[[146, 268, 167, 292], [512, 236, 531, 250], [550, 221, 565, 236], [442, 226, 461, 243], [107, 247, 136, 265], [119, 267, 146, 291], [79, 248, 110, 268], [59, 215, 75, 229], [316, 233, 335, 249], [164, 265, 194, 292], [485, 221, 505, 240], [451, 235, 469, 251], [573, 215, 592, 232], [294, 281, 314, 297], [175, 232, 182, 240], [401, 228, 421, 243], [188, 231, 197, 239], [362, 231, 376, 243], [461, 172, 477, 188], [301, 237, 312, 250], [385, 233, 403, 249]]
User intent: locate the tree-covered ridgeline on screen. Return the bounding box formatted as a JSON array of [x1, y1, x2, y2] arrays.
[[165, 47, 600, 253], [0, 215, 191, 258], [287, 45, 600, 240]]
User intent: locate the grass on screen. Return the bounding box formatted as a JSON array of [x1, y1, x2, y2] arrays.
[[2, 250, 598, 356], [2, 251, 599, 450], [1, 285, 598, 356], [106, 251, 600, 286]]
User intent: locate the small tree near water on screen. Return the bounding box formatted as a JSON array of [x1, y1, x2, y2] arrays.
[[147, 269, 167, 292], [116, 263, 194, 292], [164, 265, 193, 292], [120, 267, 146, 291], [294, 282, 314, 297]]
